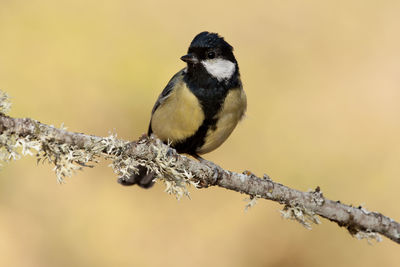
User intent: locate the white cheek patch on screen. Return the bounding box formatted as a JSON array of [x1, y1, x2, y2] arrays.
[[201, 58, 236, 81]]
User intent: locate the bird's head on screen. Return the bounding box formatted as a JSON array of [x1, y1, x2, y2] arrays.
[[181, 31, 237, 82]]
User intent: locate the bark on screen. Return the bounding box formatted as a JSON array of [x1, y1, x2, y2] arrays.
[[0, 113, 399, 244]]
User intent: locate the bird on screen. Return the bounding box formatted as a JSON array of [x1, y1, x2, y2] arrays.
[[119, 31, 247, 188]]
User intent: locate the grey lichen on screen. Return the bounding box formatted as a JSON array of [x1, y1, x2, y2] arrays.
[[110, 137, 198, 199], [0, 91, 128, 183], [244, 195, 260, 212], [5, 130, 108, 183], [280, 204, 321, 230], [0, 93, 39, 164], [0, 91, 11, 114], [310, 186, 325, 206], [0, 133, 20, 164], [39, 141, 96, 183], [144, 139, 198, 199], [0, 134, 41, 167], [0, 91, 17, 164], [354, 230, 382, 244], [110, 136, 141, 183]]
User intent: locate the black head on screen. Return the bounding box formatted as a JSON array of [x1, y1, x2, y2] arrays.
[[190, 32, 233, 52], [181, 32, 238, 82]]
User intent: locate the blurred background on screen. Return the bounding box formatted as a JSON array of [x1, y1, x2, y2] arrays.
[[1, 0, 400, 266]]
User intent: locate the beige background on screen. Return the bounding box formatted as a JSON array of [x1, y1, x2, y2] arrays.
[[1, 0, 399, 266]]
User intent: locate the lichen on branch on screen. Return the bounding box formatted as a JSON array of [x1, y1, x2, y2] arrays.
[[0, 90, 399, 245]]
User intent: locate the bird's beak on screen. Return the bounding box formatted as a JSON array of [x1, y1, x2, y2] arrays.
[[180, 53, 199, 64]]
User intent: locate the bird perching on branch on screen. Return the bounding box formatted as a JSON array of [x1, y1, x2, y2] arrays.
[[120, 32, 247, 188]]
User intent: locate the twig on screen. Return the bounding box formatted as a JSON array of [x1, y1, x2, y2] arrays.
[[0, 91, 399, 244]]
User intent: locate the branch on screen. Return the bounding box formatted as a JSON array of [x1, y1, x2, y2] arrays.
[[0, 91, 399, 245]]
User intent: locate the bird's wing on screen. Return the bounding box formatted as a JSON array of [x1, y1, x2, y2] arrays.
[[148, 68, 186, 135], [151, 68, 186, 114]]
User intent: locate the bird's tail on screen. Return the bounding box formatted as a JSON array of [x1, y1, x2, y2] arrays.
[[118, 165, 155, 188]]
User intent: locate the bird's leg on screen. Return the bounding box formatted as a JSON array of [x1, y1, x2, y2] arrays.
[[192, 153, 205, 161], [192, 153, 218, 168]]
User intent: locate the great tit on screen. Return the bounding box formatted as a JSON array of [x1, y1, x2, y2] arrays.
[[120, 31, 247, 188]]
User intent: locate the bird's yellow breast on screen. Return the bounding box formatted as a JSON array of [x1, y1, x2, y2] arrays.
[[150, 79, 204, 144], [197, 87, 247, 154]]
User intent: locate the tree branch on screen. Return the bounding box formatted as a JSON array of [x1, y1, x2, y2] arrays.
[[0, 93, 399, 245]]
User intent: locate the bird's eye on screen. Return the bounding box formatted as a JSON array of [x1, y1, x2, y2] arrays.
[[207, 51, 215, 59]]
